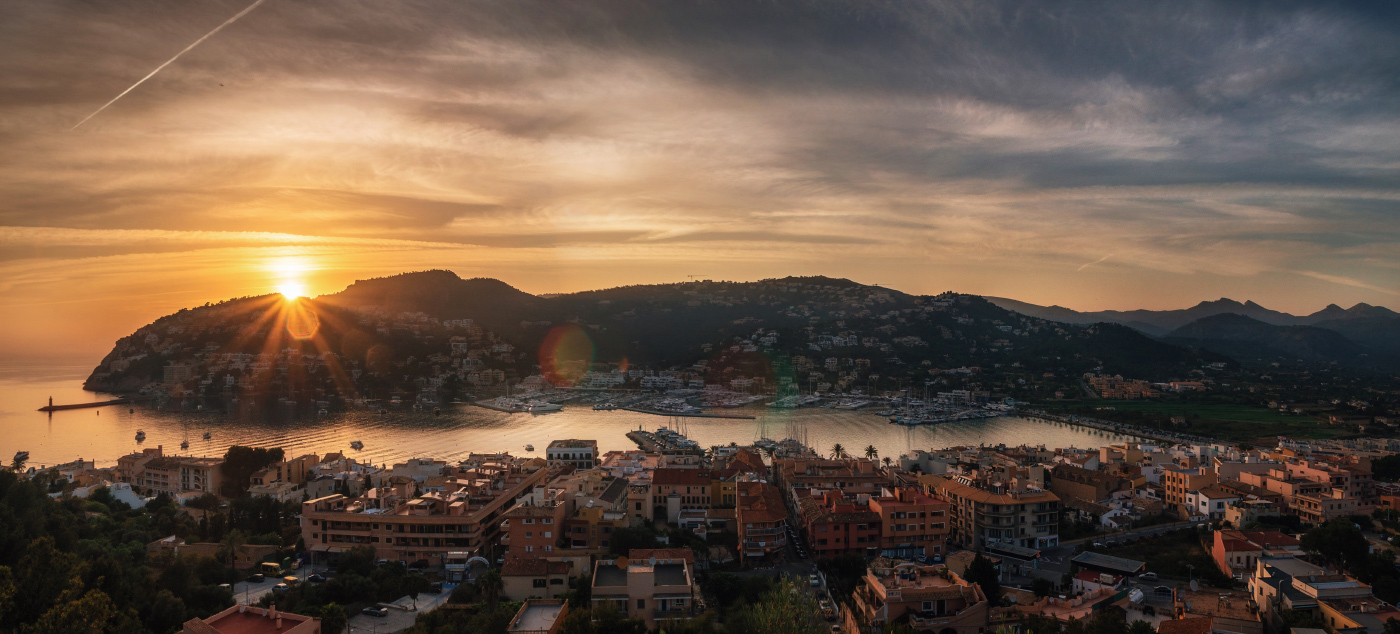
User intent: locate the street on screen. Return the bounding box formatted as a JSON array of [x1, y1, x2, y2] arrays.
[[231, 562, 326, 607], [345, 589, 452, 634]]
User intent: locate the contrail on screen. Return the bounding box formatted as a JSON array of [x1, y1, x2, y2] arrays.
[[71, 0, 269, 130], [1076, 253, 1113, 272]]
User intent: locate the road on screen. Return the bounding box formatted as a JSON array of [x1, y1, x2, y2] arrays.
[[346, 589, 452, 633], [232, 563, 326, 607]]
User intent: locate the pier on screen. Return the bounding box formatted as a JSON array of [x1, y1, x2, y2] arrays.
[[620, 406, 755, 420], [38, 397, 140, 412]]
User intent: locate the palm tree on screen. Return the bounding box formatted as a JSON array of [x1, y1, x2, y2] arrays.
[[882, 457, 893, 470], [830, 443, 847, 459], [221, 529, 247, 577], [864, 445, 878, 461], [477, 568, 504, 607]]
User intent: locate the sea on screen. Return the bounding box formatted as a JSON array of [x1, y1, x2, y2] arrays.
[[1, 365, 1140, 469]]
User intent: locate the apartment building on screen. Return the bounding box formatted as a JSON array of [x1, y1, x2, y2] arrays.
[[869, 486, 951, 559], [736, 481, 788, 563], [1212, 530, 1301, 580], [546, 439, 598, 470], [1162, 465, 1217, 518], [139, 455, 225, 497], [773, 458, 887, 494], [652, 468, 713, 523], [502, 558, 574, 601], [920, 475, 1059, 550], [850, 558, 990, 634], [797, 491, 882, 558], [301, 455, 550, 563], [591, 549, 696, 630]]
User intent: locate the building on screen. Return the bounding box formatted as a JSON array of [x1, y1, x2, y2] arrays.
[[500, 488, 569, 560], [302, 455, 551, 563], [736, 481, 788, 563], [1162, 465, 1216, 518], [920, 475, 1059, 550], [774, 458, 888, 493], [508, 599, 569, 634], [181, 605, 319, 634], [590, 549, 696, 630], [652, 468, 713, 523], [1049, 463, 1131, 503], [797, 491, 882, 558], [1187, 485, 1240, 520], [869, 486, 952, 559], [138, 455, 225, 497], [849, 558, 990, 634], [502, 558, 574, 601], [1173, 588, 1263, 634], [1211, 530, 1301, 580], [547, 440, 598, 470]]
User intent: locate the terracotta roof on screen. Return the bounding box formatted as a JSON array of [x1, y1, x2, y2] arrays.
[[1158, 617, 1213, 634], [737, 481, 787, 523], [921, 475, 1060, 505], [653, 469, 712, 486]]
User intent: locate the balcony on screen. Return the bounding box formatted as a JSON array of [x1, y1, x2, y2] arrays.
[[745, 526, 786, 536], [655, 609, 691, 620], [910, 613, 952, 629]]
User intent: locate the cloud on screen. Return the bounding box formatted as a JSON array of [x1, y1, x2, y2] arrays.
[[1296, 270, 1400, 297]]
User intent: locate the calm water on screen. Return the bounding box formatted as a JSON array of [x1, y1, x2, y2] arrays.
[[0, 365, 1139, 469]]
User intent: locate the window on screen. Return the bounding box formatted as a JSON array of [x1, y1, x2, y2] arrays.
[[533, 579, 547, 588], [544, 532, 551, 538], [550, 578, 564, 585], [638, 599, 645, 609], [545, 545, 552, 552], [525, 546, 533, 552], [542, 519, 552, 524], [525, 532, 533, 538]]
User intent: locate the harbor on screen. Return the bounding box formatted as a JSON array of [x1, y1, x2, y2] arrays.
[[38, 396, 139, 412]]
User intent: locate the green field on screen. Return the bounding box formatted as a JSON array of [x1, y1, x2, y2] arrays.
[[1040, 399, 1345, 444]]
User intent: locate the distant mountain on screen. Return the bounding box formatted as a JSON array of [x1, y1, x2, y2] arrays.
[[988, 296, 1400, 355], [1162, 313, 1386, 368]]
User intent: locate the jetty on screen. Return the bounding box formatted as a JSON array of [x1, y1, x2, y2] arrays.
[[38, 396, 139, 412], [621, 406, 755, 420]]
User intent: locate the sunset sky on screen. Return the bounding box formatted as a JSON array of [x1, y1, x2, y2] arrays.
[[2, 1, 1398, 364]]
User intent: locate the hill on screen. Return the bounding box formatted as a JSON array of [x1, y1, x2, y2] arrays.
[[83, 272, 1229, 405]]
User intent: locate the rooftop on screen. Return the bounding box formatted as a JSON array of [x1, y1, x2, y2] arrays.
[[1071, 551, 1146, 575], [548, 439, 598, 450], [510, 600, 567, 633], [1176, 589, 1258, 621]]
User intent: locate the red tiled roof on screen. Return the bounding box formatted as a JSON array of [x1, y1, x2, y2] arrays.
[[653, 469, 712, 486], [737, 481, 787, 523]]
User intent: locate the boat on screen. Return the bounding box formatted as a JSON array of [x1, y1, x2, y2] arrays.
[[13, 451, 28, 462], [525, 401, 563, 413], [180, 440, 189, 450], [525, 444, 535, 452], [318, 408, 328, 416], [135, 430, 146, 441], [350, 440, 364, 450], [203, 432, 212, 440], [592, 403, 618, 411]]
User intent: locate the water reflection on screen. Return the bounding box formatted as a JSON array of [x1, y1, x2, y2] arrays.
[[2, 372, 1140, 468]]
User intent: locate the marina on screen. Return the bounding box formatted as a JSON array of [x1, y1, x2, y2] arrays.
[[2, 371, 1144, 470]]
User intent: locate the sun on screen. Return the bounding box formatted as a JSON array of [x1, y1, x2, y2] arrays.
[[278, 282, 305, 300]]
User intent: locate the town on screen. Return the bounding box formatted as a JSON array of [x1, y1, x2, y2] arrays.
[[12, 420, 1400, 634]]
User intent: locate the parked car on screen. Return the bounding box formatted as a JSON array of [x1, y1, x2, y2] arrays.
[[362, 606, 389, 617], [271, 583, 290, 593], [430, 582, 443, 593], [810, 574, 821, 587], [246, 573, 265, 583], [1092, 542, 1105, 548], [410, 559, 430, 569], [306, 573, 326, 583], [1140, 572, 1158, 582], [1154, 586, 1172, 595], [1144, 605, 1156, 616]]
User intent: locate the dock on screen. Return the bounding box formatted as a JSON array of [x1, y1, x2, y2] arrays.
[[621, 406, 755, 420], [38, 397, 137, 412]]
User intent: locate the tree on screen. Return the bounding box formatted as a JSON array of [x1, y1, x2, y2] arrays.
[[1302, 519, 1369, 570], [477, 569, 504, 608], [221, 529, 248, 575], [728, 578, 828, 634], [964, 554, 1001, 603], [1032, 576, 1054, 598], [1127, 620, 1156, 634], [882, 457, 893, 470], [608, 527, 659, 555], [314, 602, 348, 634], [864, 445, 878, 461], [830, 443, 847, 459]]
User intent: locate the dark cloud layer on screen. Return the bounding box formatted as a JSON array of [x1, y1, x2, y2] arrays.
[[0, 0, 1398, 316]]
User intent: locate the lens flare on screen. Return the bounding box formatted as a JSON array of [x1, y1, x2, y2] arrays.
[[284, 301, 320, 339], [539, 325, 595, 386]]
